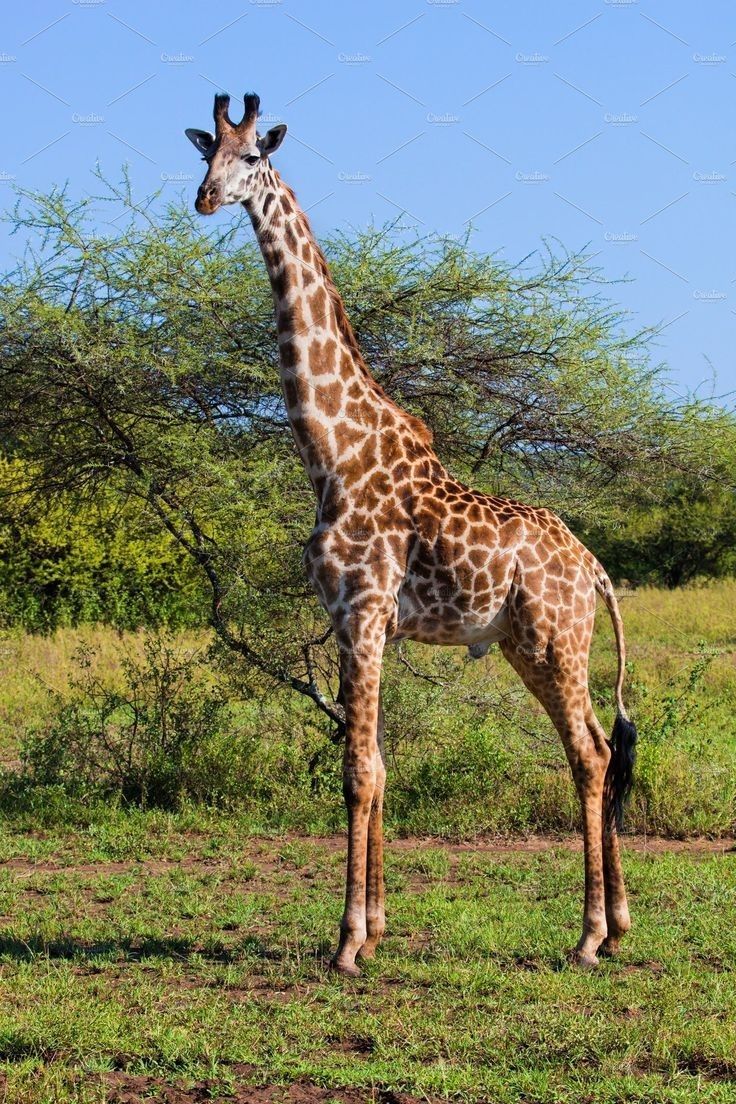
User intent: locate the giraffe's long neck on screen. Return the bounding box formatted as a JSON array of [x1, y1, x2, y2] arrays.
[[244, 166, 433, 509]]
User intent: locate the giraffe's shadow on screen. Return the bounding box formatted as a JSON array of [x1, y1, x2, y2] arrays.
[[0, 930, 629, 978], [0, 930, 285, 965]]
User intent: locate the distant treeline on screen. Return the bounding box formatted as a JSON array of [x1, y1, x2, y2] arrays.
[[0, 463, 205, 631]]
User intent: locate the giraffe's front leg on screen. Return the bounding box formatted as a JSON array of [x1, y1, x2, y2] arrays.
[[331, 630, 385, 977], [357, 693, 386, 961]]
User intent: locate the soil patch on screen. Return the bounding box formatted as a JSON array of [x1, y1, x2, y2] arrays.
[[385, 834, 735, 856], [104, 1068, 440, 1104], [1, 834, 732, 878]]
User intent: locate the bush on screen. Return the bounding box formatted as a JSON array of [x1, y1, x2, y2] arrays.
[[0, 459, 206, 632], [629, 648, 736, 836], [22, 635, 231, 808], [6, 621, 735, 837], [15, 632, 344, 824]]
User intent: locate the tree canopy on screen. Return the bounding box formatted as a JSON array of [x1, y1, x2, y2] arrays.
[[1, 177, 734, 716]]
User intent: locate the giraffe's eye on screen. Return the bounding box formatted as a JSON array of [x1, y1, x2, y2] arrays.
[[243, 153, 260, 166]]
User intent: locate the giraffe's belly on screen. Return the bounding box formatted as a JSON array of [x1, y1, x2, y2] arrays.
[[392, 609, 511, 649], [391, 586, 512, 648], [391, 527, 517, 648]]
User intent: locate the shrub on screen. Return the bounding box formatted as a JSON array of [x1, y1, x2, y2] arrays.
[[630, 647, 736, 836], [21, 635, 231, 809], [6, 624, 736, 837], [0, 459, 206, 632]]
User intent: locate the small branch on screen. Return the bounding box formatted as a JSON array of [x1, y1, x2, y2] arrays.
[[396, 643, 447, 687]]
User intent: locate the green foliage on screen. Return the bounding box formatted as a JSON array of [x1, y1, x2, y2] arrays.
[[13, 632, 344, 822], [629, 647, 736, 837], [0, 460, 206, 631], [22, 635, 231, 808], [581, 480, 736, 588], [0, 176, 733, 717]]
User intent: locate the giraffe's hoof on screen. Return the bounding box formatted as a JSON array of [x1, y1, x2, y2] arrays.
[[356, 944, 376, 962], [598, 936, 622, 958], [569, 949, 600, 969], [329, 956, 362, 978]]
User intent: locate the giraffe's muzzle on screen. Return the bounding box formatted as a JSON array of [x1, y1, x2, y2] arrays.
[[195, 183, 221, 215]]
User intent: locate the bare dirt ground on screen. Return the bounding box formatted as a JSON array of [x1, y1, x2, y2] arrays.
[[0, 1070, 437, 1104], [2, 833, 733, 876], [104, 1070, 436, 1103], [384, 834, 736, 855]]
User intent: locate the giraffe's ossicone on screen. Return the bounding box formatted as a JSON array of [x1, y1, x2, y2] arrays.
[[186, 92, 638, 975]]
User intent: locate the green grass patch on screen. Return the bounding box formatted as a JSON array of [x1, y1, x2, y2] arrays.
[[0, 832, 734, 1101]]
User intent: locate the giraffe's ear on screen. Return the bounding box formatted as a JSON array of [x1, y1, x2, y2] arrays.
[[259, 124, 287, 158], [185, 128, 215, 156]]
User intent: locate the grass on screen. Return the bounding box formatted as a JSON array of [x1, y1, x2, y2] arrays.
[[0, 582, 733, 1099], [0, 828, 734, 1102], [0, 580, 735, 839]]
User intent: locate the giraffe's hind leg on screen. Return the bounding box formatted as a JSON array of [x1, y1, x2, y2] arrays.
[[500, 637, 612, 966], [588, 707, 631, 955]]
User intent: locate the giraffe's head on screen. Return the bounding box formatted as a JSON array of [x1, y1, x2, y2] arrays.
[[185, 92, 287, 215]]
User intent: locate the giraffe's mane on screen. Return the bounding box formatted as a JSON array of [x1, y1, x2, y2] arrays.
[[276, 175, 434, 449]]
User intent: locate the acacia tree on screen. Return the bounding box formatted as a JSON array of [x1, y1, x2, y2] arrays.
[[1, 178, 733, 723]]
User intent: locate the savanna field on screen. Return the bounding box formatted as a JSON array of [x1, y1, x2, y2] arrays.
[[0, 581, 734, 1103], [4, 2, 736, 1096], [1, 165, 735, 1104]]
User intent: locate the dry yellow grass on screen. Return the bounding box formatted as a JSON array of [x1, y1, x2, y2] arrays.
[[1, 580, 734, 776]]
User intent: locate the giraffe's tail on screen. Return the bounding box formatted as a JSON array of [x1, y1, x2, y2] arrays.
[[595, 570, 637, 831]]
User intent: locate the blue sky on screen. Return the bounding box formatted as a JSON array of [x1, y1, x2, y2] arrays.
[[2, 0, 734, 398]]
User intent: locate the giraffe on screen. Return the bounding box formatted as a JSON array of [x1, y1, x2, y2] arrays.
[[186, 92, 637, 976]]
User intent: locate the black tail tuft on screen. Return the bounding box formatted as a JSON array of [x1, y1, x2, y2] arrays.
[[606, 713, 637, 832]]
